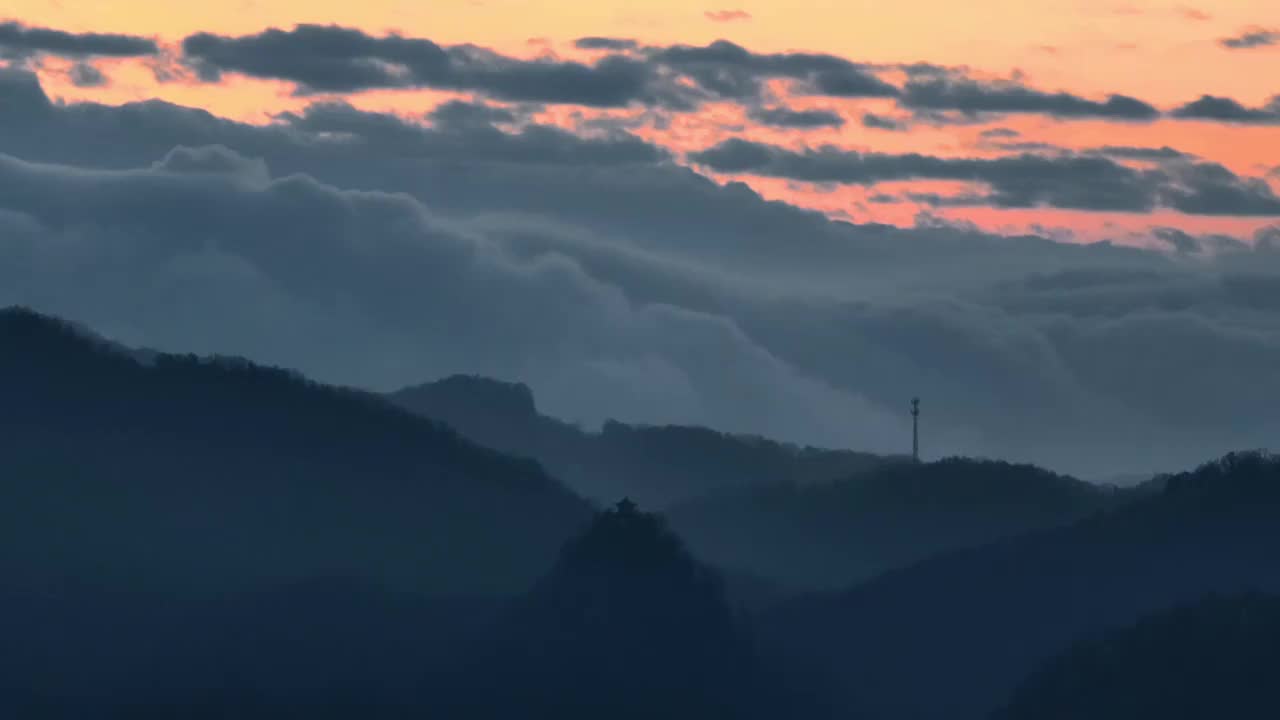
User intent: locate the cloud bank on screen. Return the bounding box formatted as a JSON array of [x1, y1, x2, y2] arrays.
[[689, 138, 1280, 215], [0, 21, 157, 59], [2, 68, 1280, 478]]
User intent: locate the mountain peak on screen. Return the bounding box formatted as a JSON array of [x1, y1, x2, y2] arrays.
[[556, 498, 700, 578], [483, 500, 760, 718], [393, 374, 539, 419]]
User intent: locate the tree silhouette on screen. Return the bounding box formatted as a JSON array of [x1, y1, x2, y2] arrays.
[[464, 499, 766, 719]]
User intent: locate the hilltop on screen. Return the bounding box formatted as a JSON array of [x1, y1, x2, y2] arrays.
[[0, 307, 592, 596]]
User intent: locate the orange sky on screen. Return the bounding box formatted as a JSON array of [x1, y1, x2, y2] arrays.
[[19, 0, 1280, 103], [8, 0, 1280, 240]]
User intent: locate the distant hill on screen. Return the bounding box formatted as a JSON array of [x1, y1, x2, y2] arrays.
[[0, 307, 592, 596], [388, 375, 889, 507], [668, 457, 1129, 589], [455, 500, 770, 719], [758, 451, 1280, 720], [996, 592, 1280, 720]]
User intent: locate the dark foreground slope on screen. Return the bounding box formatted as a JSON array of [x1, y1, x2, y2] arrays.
[[758, 451, 1280, 720], [3, 504, 776, 720], [995, 592, 1280, 720], [669, 457, 1126, 588], [0, 580, 505, 717], [389, 375, 887, 506], [0, 307, 591, 596]]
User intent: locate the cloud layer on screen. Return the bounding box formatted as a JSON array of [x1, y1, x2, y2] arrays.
[[1171, 95, 1280, 124], [689, 138, 1280, 215], [0, 21, 157, 59], [2, 69, 1280, 478], [1219, 27, 1280, 49], [161, 22, 1280, 131], [900, 74, 1160, 120]]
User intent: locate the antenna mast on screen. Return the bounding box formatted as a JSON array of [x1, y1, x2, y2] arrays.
[[911, 397, 920, 463]]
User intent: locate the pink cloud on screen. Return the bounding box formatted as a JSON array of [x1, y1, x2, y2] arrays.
[[705, 10, 751, 22]]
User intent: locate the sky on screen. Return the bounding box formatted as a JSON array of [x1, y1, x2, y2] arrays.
[[7, 0, 1280, 237], [1, 1, 1279, 477]]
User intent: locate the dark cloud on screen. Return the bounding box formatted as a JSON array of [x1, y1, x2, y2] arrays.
[[689, 139, 1159, 211], [871, 191, 991, 207], [0, 66, 52, 114], [1153, 227, 1202, 253], [901, 76, 1160, 120], [644, 40, 900, 100], [1158, 161, 1280, 216], [68, 61, 107, 88], [861, 113, 907, 131], [1170, 95, 1280, 124], [1151, 227, 1250, 255], [705, 10, 752, 22], [0, 21, 157, 60], [1089, 145, 1194, 161], [574, 37, 639, 51], [179, 27, 906, 108], [748, 105, 844, 129], [985, 141, 1064, 154], [980, 140, 1196, 163], [4, 68, 1280, 477], [175, 26, 1280, 134], [910, 109, 1002, 127], [1258, 225, 1280, 250], [980, 127, 1020, 139], [1220, 27, 1279, 49], [809, 69, 901, 98], [0, 67, 841, 268], [426, 99, 519, 128], [182, 25, 691, 108], [271, 99, 670, 167], [690, 138, 1280, 215], [180, 25, 445, 88], [5, 19, 1263, 141]]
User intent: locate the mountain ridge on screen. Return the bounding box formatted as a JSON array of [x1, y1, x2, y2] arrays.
[[389, 373, 894, 506], [0, 306, 592, 596], [756, 450, 1280, 720]]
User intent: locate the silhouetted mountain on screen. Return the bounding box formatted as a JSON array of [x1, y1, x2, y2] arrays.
[[457, 499, 769, 719], [14, 305, 1278, 720], [996, 592, 1280, 720], [758, 451, 1280, 720], [669, 457, 1128, 588], [3, 503, 784, 719], [0, 307, 592, 596], [389, 375, 888, 506]]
